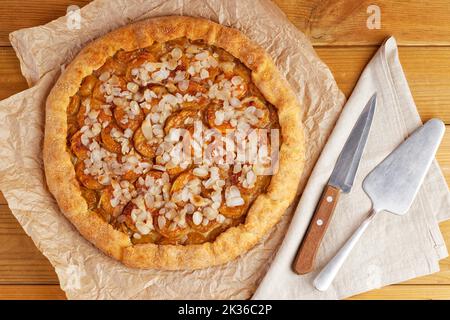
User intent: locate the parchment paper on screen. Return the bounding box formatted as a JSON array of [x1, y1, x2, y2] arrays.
[[1, 0, 345, 299]]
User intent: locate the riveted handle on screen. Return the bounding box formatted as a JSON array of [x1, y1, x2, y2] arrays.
[[293, 185, 341, 275]]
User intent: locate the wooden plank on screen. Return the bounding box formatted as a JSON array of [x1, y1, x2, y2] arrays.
[[0, 0, 450, 299], [350, 285, 450, 300], [0, 47, 27, 100], [3, 45, 450, 123], [0, 0, 450, 47], [0, 0, 91, 46], [0, 209, 447, 287], [0, 158, 449, 286], [315, 46, 450, 123], [314, 46, 376, 98], [0, 283, 448, 300], [274, 0, 450, 46], [0, 205, 58, 284], [0, 131, 448, 286], [0, 193, 6, 205], [0, 284, 65, 300], [437, 126, 450, 187], [1, 283, 449, 300]]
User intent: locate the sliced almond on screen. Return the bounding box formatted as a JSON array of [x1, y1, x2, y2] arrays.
[[193, 167, 209, 178], [192, 211, 203, 225], [226, 196, 244, 207], [141, 115, 153, 140], [158, 215, 166, 229]]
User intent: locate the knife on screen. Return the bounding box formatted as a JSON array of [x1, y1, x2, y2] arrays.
[[314, 118, 445, 291], [293, 93, 377, 275]]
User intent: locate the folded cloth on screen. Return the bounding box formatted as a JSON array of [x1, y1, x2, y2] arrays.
[[253, 37, 450, 300]]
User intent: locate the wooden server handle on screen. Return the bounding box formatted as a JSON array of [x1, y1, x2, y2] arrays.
[[293, 185, 341, 274]]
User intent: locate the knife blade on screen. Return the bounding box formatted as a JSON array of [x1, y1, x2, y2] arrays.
[[293, 93, 377, 275]]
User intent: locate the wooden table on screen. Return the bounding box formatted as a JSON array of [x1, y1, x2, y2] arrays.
[[1, 0, 450, 300]]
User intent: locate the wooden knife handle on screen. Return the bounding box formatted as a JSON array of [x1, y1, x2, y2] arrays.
[[293, 185, 341, 275]]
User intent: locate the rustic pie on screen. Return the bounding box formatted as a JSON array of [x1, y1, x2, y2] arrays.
[[44, 16, 305, 270]]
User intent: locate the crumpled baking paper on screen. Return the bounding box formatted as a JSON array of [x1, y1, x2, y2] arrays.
[[0, 0, 344, 299]]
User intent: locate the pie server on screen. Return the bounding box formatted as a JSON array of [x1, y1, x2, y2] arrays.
[[293, 93, 377, 274], [314, 118, 446, 291]]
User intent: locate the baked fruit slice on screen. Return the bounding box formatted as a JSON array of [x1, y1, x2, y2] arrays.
[[44, 16, 305, 270]]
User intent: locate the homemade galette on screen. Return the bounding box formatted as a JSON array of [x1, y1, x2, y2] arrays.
[[44, 16, 304, 270]]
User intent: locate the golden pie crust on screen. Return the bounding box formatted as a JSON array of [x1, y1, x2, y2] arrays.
[[44, 16, 305, 270]]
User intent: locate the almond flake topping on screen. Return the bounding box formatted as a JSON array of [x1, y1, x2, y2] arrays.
[[71, 38, 277, 241]]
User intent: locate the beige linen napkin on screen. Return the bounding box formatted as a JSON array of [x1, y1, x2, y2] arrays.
[[253, 37, 450, 300], [0, 0, 345, 299]]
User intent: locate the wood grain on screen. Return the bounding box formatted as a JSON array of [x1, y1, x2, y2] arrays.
[[1, 283, 450, 300], [274, 0, 450, 46], [0, 0, 91, 46], [0, 206, 58, 284], [350, 285, 450, 300], [294, 185, 341, 274], [3, 45, 450, 122], [316, 46, 450, 123], [0, 1, 450, 46], [1, 0, 450, 300], [0, 184, 448, 287], [0, 48, 28, 100], [0, 53, 449, 295], [0, 193, 6, 205], [1, 122, 448, 289], [0, 285, 65, 300], [437, 128, 450, 184]]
